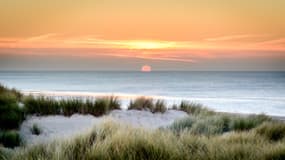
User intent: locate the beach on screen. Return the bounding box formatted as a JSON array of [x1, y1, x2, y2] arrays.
[[1, 83, 285, 160], [17, 91, 285, 146]]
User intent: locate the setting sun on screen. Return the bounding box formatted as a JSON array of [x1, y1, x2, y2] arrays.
[[141, 65, 152, 72]]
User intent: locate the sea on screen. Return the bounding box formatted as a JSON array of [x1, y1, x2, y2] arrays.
[[0, 71, 285, 116]]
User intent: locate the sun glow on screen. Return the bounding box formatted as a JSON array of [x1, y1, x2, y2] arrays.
[[124, 41, 175, 49], [141, 65, 152, 72]]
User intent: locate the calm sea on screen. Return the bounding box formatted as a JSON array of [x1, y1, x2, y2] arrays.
[[0, 71, 285, 116]]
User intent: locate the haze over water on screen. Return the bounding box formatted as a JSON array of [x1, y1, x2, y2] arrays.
[[0, 71, 284, 116]]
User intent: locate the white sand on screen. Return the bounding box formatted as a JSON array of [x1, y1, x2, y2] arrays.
[[19, 110, 188, 145]]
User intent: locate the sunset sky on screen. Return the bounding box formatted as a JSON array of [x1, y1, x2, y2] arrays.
[[0, 0, 285, 71]]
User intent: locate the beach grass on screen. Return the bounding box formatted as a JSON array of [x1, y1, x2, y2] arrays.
[[30, 124, 41, 135], [0, 84, 22, 101], [0, 94, 25, 130], [128, 97, 167, 113], [1, 83, 285, 159], [0, 85, 24, 148], [169, 113, 272, 136], [229, 114, 271, 131], [23, 96, 61, 115], [173, 101, 214, 115], [6, 121, 285, 160], [0, 131, 21, 148], [255, 122, 285, 141], [23, 96, 121, 116]]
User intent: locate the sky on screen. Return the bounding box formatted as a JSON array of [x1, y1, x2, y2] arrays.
[[0, 0, 285, 71]]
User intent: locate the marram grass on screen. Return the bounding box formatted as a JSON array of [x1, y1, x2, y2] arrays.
[[1, 83, 285, 160], [4, 121, 285, 160], [128, 97, 167, 113], [23, 96, 121, 116], [169, 113, 272, 136]]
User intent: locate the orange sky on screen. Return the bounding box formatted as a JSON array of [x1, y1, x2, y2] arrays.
[[0, 0, 285, 70]]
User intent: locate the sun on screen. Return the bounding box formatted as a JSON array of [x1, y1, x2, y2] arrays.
[[141, 65, 152, 72]]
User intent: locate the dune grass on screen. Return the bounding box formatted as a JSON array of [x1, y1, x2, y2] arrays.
[[229, 114, 271, 131], [0, 131, 21, 148], [128, 97, 167, 113], [0, 84, 22, 101], [0, 84, 25, 130], [5, 120, 285, 160], [30, 124, 41, 135], [173, 101, 214, 115], [0, 84, 25, 149], [0, 94, 25, 130], [23, 96, 61, 115], [169, 113, 272, 136], [23, 96, 121, 116], [255, 122, 285, 141], [0, 84, 121, 148], [1, 83, 285, 160]]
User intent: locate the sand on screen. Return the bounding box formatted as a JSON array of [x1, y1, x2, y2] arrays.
[[19, 110, 188, 145]]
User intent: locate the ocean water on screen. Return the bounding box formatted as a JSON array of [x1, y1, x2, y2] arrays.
[[0, 71, 285, 116]]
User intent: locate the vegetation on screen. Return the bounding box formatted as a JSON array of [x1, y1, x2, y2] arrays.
[[30, 124, 41, 135], [173, 101, 214, 115], [128, 97, 167, 113], [255, 122, 285, 141], [229, 114, 271, 131], [23, 96, 60, 115], [0, 94, 25, 130], [0, 84, 24, 148], [0, 83, 120, 148], [169, 113, 272, 136], [0, 131, 21, 148], [1, 83, 285, 160], [4, 121, 285, 160], [154, 100, 167, 113], [23, 96, 121, 116], [0, 85, 22, 101]]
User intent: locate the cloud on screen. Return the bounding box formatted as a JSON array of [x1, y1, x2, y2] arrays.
[[1, 34, 285, 64], [256, 38, 285, 45], [205, 34, 269, 42], [99, 52, 195, 63], [24, 33, 58, 41]]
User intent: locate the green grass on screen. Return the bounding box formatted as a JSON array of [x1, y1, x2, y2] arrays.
[[153, 100, 167, 113], [23, 96, 121, 116], [229, 114, 271, 131], [30, 124, 41, 135], [23, 96, 61, 115], [169, 113, 272, 136], [174, 101, 214, 115], [0, 84, 24, 149], [0, 131, 21, 148], [0, 84, 22, 101], [128, 97, 167, 113], [0, 146, 13, 160], [0, 94, 25, 130], [255, 122, 285, 141], [7, 121, 285, 160]]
